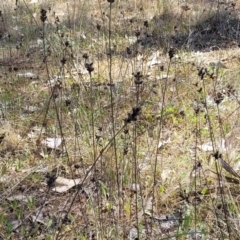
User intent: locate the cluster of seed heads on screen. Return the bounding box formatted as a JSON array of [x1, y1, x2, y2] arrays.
[[85, 63, 94, 73], [197, 67, 214, 80], [168, 48, 176, 60], [46, 172, 57, 187], [124, 106, 141, 124], [198, 67, 207, 80], [40, 9, 47, 23], [133, 72, 143, 85], [214, 92, 224, 105], [82, 53, 94, 73], [61, 57, 67, 65]]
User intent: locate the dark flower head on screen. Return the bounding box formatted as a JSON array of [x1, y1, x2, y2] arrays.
[[82, 53, 89, 60], [144, 21, 149, 27], [40, 9, 47, 23], [168, 48, 176, 60], [124, 106, 141, 123], [85, 62, 94, 73], [97, 24, 101, 30]]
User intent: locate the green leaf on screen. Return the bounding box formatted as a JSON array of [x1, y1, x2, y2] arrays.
[[159, 185, 164, 193], [201, 187, 207, 195], [99, 180, 108, 198]]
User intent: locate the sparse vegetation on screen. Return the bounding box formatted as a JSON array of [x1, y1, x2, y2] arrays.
[[1, 0, 240, 239]]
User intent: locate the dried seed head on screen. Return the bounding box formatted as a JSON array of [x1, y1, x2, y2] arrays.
[[135, 30, 141, 38], [168, 48, 176, 60], [46, 172, 57, 187], [133, 71, 143, 85], [124, 106, 141, 123], [40, 9, 47, 23], [55, 16, 60, 23], [96, 24, 101, 31], [82, 53, 89, 60], [198, 67, 207, 80], [61, 57, 67, 65], [197, 87, 202, 93], [144, 21, 149, 27], [65, 99, 71, 107], [126, 47, 132, 55], [214, 92, 224, 105], [65, 41, 70, 47], [85, 62, 94, 73], [124, 129, 129, 134], [181, 5, 191, 11], [0, 133, 5, 144]]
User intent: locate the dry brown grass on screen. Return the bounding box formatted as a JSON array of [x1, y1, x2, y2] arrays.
[[1, 0, 240, 239]]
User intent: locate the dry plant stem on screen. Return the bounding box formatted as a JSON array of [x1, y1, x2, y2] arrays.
[[55, 87, 155, 239], [215, 127, 234, 238], [150, 59, 172, 236], [133, 81, 141, 238], [3, 1, 240, 238], [41, 20, 73, 174], [136, 82, 150, 235], [88, 68, 102, 234], [202, 77, 231, 239], [201, 169, 226, 238], [89, 70, 96, 162], [107, 0, 121, 228], [91, 18, 105, 231], [193, 111, 199, 239], [22, 0, 39, 26], [55, 124, 126, 240], [40, 18, 84, 235]]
